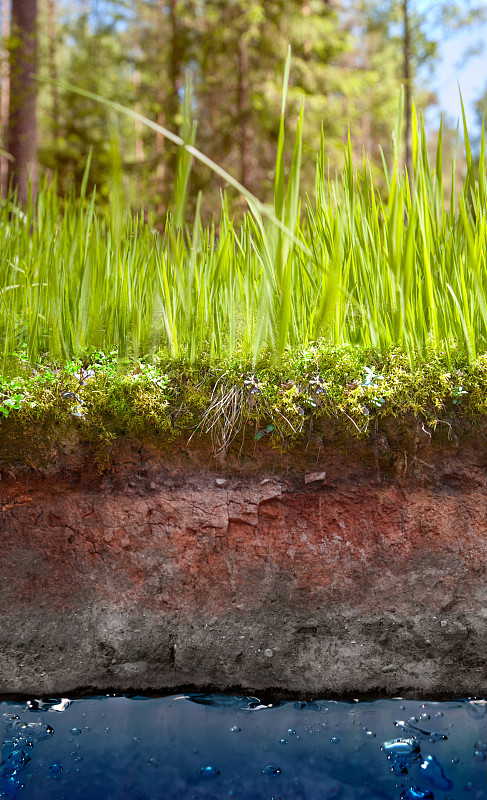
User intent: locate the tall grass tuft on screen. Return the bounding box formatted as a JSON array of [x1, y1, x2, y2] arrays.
[[2, 75, 487, 369]]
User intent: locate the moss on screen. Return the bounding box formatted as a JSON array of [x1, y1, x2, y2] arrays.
[[1, 344, 487, 468]]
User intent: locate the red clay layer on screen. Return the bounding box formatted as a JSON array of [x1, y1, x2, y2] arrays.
[[1, 439, 486, 696]]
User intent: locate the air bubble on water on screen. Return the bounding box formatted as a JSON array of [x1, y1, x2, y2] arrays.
[[391, 761, 409, 776], [190, 694, 261, 710], [382, 739, 420, 756], [365, 730, 376, 737], [147, 758, 160, 768], [420, 714, 430, 720], [199, 765, 220, 778], [70, 728, 82, 736], [394, 720, 447, 742], [48, 698, 71, 712], [3, 749, 32, 776], [330, 737, 340, 744], [262, 765, 281, 776], [464, 781, 474, 792], [230, 725, 241, 733], [49, 763, 63, 776], [279, 739, 288, 745], [25, 697, 71, 711], [434, 711, 444, 718], [321, 721, 328, 729], [400, 787, 434, 800], [287, 729, 296, 735], [420, 754, 453, 791], [451, 757, 460, 764], [24, 721, 54, 742], [472, 741, 486, 762]]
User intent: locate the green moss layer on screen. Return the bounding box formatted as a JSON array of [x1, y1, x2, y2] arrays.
[[1, 344, 486, 468]]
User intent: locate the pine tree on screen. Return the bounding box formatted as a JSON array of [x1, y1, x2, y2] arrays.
[[38, 7, 134, 203], [1, 0, 11, 196], [8, 0, 38, 204], [348, 0, 487, 173]]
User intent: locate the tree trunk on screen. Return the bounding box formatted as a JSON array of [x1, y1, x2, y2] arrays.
[[7, 0, 38, 205], [302, 1, 312, 59], [403, 0, 412, 178], [167, 0, 182, 200], [155, 0, 165, 219], [133, 67, 144, 181], [47, 0, 58, 145], [237, 32, 250, 188], [1, 0, 10, 196]]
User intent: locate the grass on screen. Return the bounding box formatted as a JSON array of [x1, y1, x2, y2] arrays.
[[2, 65, 487, 456], [2, 90, 487, 369]]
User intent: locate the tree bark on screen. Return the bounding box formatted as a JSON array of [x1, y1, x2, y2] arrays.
[[1, 0, 10, 196], [403, 0, 412, 178], [8, 0, 38, 204], [47, 0, 58, 145], [155, 0, 165, 219], [237, 31, 250, 188], [133, 67, 144, 166], [167, 0, 182, 199]]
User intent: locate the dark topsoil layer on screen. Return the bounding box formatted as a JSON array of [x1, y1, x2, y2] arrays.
[[1, 415, 487, 699]]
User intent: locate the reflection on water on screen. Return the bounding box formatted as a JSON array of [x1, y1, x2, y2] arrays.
[[1, 694, 485, 799]]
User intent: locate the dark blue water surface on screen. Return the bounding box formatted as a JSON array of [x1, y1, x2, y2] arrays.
[[1, 694, 486, 799]]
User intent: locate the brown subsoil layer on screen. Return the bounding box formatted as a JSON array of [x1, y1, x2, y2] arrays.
[[1, 435, 486, 698]]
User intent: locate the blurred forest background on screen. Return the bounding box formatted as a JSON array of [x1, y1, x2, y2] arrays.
[[3, 0, 487, 219]]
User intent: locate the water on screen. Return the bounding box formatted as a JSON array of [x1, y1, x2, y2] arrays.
[[1, 694, 485, 799]]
